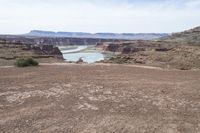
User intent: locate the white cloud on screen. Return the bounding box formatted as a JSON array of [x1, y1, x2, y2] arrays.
[[184, 0, 200, 8], [0, 0, 199, 34]]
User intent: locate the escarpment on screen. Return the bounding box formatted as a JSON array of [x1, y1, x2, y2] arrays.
[[99, 27, 200, 70], [101, 40, 173, 54], [0, 36, 125, 46], [0, 40, 63, 66]]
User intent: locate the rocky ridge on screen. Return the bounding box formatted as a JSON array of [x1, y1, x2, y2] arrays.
[[0, 35, 128, 46], [0, 40, 63, 66], [161, 26, 200, 45], [99, 27, 200, 70]]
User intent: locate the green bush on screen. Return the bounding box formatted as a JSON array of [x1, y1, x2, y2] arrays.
[[15, 58, 39, 67]]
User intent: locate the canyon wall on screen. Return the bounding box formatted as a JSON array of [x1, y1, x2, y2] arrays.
[[0, 40, 64, 64], [0, 36, 126, 46], [100, 40, 174, 54]]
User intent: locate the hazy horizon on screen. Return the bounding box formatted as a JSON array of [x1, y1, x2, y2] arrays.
[[0, 0, 200, 34]]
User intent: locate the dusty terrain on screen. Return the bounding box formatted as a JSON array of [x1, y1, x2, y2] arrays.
[[0, 64, 200, 133]]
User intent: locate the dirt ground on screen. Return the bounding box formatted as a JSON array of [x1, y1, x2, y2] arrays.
[[0, 63, 200, 133]]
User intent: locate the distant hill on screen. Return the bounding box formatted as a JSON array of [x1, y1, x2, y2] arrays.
[[161, 26, 200, 45], [25, 30, 168, 40]]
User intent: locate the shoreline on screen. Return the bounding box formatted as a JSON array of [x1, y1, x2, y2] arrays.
[[60, 45, 114, 63]]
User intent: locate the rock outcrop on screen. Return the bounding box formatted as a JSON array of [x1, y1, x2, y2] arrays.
[[34, 45, 63, 59], [0, 41, 64, 66], [102, 40, 173, 54], [100, 26, 200, 70]]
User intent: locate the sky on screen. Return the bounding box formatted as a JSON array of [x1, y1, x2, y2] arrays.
[[0, 0, 200, 34]]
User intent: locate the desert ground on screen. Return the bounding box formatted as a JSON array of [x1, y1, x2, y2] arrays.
[[0, 63, 200, 133]]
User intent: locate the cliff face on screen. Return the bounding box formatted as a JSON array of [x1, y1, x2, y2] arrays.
[[100, 27, 200, 70], [33, 45, 63, 59], [0, 41, 63, 66], [0, 36, 126, 46], [102, 27, 200, 54], [0, 33, 168, 48], [102, 40, 173, 54]]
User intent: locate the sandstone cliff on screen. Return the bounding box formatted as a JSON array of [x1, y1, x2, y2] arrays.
[[101, 40, 174, 54], [0, 36, 126, 46], [100, 27, 200, 70], [0, 41, 63, 66]]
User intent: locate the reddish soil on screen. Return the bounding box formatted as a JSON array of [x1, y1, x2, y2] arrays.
[[0, 64, 200, 133]]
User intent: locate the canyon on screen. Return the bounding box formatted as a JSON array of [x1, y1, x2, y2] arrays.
[[99, 26, 200, 70], [1, 27, 200, 69], [0, 35, 128, 46], [0, 27, 200, 132]]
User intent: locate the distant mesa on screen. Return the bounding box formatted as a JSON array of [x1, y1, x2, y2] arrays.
[[25, 30, 169, 40]]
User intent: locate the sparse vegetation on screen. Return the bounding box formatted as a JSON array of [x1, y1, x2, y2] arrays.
[[15, 58, 39, 67]]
